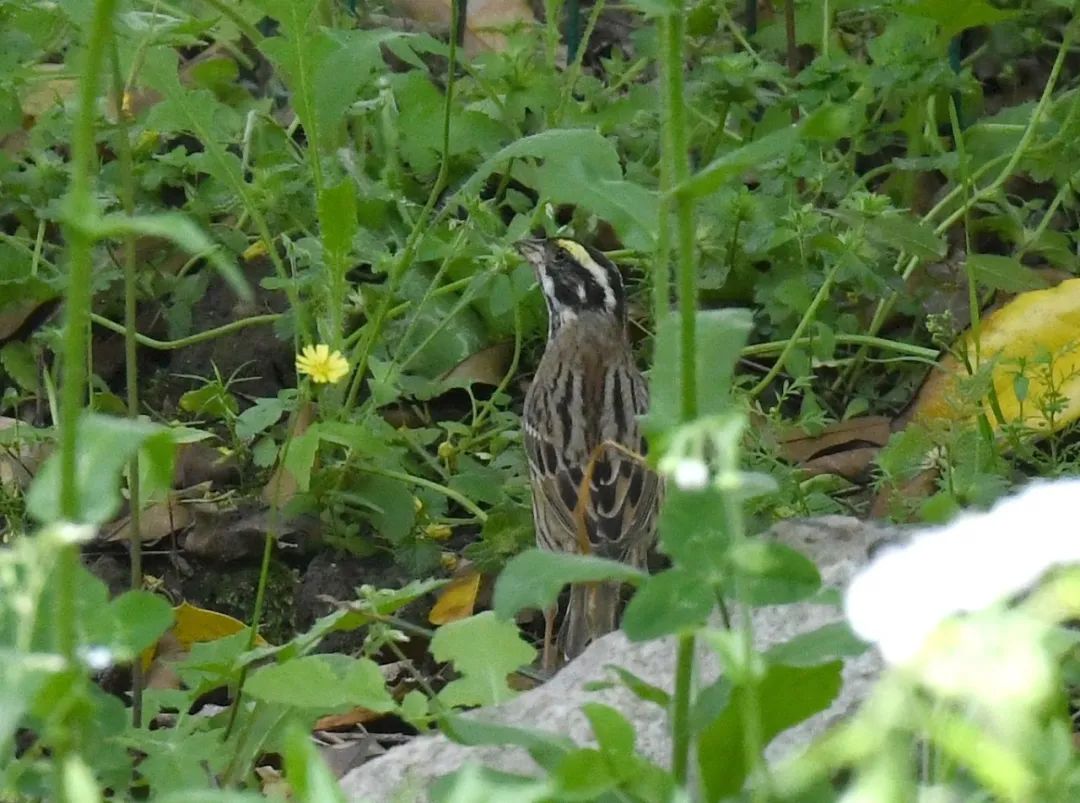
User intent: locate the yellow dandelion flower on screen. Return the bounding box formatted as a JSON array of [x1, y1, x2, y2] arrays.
[[296, 344, 349, 384]]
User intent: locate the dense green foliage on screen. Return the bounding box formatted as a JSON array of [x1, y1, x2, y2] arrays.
[[2, 0, 1080, 800]]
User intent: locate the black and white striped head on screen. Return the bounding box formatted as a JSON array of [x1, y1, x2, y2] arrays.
[[516, 238, 626, 339]]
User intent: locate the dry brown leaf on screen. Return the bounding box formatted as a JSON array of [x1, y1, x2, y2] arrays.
[[773, 416, 892, 466], [389, 0, 535, 55], [428, 568, 481, 625], [440, 342, 513, 386], [102, 487, 206, 545], [312, 706, 386, 731], [0, 301, 49, 341]]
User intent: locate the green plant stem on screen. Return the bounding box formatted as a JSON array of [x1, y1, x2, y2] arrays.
[[847, 27, 1074, 385], [89, 312, 280, 350], [741, 335, 938, 361], [660, 6, 698, 787], [555, 0, 605, 123], [748, 259, 842, 398], [52, 0, 117, 785], [342, 0, 458, 416], [110, 41, 144, 730], [361, 465, 488, 522]]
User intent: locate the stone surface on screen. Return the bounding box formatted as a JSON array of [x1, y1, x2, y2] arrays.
[[339, 516, 899, 802]]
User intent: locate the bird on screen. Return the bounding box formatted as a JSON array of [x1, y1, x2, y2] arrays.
[[517, 237, 661, 667]]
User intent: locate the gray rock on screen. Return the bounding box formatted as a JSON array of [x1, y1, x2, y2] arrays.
[[340, 516, 898, 802]]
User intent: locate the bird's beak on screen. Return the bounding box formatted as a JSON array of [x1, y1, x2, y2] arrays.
[[514, 237, 547, 270]]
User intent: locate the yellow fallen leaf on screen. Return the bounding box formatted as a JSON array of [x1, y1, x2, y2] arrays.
[[142, 601, 268, 671], [428, 570, 481, 625], [912, 277, 1080, 432]]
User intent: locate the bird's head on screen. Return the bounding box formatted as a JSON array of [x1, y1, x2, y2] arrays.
[[516, 237, 627, 338]]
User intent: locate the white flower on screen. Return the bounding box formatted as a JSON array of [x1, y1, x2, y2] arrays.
[[672, 458, 709, 490], [844, 479, 1080, 665]]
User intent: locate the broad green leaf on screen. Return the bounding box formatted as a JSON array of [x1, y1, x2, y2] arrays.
[[622, 568, 714, 641], [493, 549, 646, 619], [677, 126, 800, 200], [0, 341, 37, 391], [349, 474, 416, 543], [655, 487, 731, 576], [905, 0, 1017, 39], [179, 381, 238, 420], [319, 180, 358, 316], [26, 414, 174, 525], [92, 213, 249, 302], [727, 540, 821, 605], [552, 749, 617, 797], [431, 612, 536, 707], [431, 764, 552, 803], [235, 397, 286, 441], [282, 423, 321, 493], [106, 591, 174, 657], [967, 254, 1048, 293], [533, 157, 658, 250], [443, 714, 576, 766], [765, 622, 868, 667], [697, 661, 843, 801], [245, 654, 395, 711], [647, 309, 753, 432], [865, 214, 946, 260], [450, 129, 622, 207], [582, 703, 636, 758]]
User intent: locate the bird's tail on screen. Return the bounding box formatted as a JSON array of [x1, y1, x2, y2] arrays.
[[559, 581, 621, 660]]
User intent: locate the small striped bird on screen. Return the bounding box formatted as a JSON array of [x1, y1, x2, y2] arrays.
[[518, 237, 660, 666]]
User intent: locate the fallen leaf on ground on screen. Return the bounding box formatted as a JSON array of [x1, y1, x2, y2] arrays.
[[429, 567, 482, 625], [911, 277, 1080, 432]]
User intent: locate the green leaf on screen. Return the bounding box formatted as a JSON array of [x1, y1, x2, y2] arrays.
[[727, 540, 821, 605], [106, 591, 174, 657], [967, 254, 1049, 293], [493, 549, 647, 619], [245, 654, 395, 712], [656, 487, 731, 576], [179, 381, 239, 420], [622, 568, 714, 641], [533, 157, 658, 251], [765, 622, 868, 667], [697, 661, 843, 801], [905, 0, 1017, 39], [282, 423, 321, 493], [864, 214, 946, 260], [26, 414, 174, 525], [319, 179, 358, 271], [450, 129, 622, 207], [0, 341, 37, 391], [647, 309, 752, 432], [605, 666, 672, 708], [553, 749, 617, 797], [235, 397, 285, 441], [430, 612, 536, 707], [443, 713, 575, 767], [677, 126, 800, 199], [349, 474, 416, 543], [582, 703, 636, 758], [93, 214, 249, 303], [625, 0, 680, 16]]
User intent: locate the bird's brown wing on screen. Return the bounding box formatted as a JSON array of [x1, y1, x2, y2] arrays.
[[523, 372, 659, 566]]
